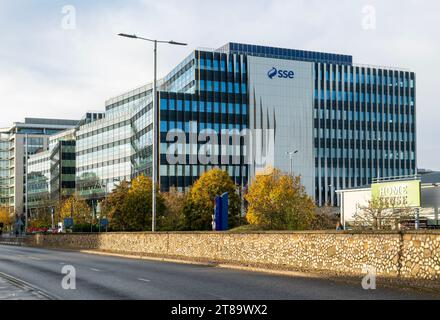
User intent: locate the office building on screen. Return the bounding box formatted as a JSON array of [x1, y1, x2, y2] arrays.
[[75, 42, 416, 206], [0, 118, 79, 215]]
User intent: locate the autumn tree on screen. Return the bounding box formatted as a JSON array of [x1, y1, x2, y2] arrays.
[[100, 180, 130, 231], [28, 196, 59, 229], [0, 207, 13, 231], [60, 195, 92, 225], [29, 207, 52, 229], [120, 175, 165, 231], [245, 169, 315, 230], [184, 169, 241, 230], [158, 187, 186, 231]]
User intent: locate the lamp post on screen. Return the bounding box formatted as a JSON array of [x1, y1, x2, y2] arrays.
[[117, 33, 187, 232], [286, 150, 299, 176]]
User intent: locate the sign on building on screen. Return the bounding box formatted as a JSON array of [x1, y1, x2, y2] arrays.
[[371, 180, 421, 208]]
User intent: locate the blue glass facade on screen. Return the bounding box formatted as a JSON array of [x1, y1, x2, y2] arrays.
[[217, 42, 352, 65], [159, 50, 249, 191], [313, 64, 416, 205]]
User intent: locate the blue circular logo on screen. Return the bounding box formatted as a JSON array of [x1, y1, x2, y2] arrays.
[[267, 67, 277, 79]]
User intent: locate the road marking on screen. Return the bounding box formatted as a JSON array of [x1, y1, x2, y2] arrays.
[[90, 268, 101, 272], [208, 293, 229, 300], [138, 278, 151, 283], [27, 256, 42, 261]]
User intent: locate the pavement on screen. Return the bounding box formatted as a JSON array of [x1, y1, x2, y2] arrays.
[[0, 244, 438, 300], [0, 272, 50, 300]]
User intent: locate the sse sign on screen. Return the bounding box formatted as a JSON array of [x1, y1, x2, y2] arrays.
[[267, 67, 295, 80], [371, 180, 421, 208]]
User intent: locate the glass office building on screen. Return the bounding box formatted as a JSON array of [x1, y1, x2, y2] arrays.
[[27, 128, 77, 213], [75, 85, 155, 200], [27, 150, 51, 211], [75, 42, 416, 206], [0, 118, 79, 215], [0, 131, 12, 207]]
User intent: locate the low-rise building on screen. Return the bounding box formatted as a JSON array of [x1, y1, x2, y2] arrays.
[[337, 172, 440, 228]]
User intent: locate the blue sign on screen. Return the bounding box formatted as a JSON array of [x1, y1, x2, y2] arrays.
[[213, 193, 229, 231], [267, 67, 295, 80], [64, 218, 74, 228], [100, 219, 109, 228]]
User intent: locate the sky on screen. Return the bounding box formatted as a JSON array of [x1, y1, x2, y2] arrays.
[[0, 0, 439, 170]]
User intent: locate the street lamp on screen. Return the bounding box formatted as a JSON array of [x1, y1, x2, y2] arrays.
[[118, 33, 187, 232], [286, 150, 299, 176]]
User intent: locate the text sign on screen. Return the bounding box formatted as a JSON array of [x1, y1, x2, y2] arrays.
[[371, 180, 421, 208]]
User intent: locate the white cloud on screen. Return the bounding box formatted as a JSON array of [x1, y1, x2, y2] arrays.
[[0, 0, 439, 169]]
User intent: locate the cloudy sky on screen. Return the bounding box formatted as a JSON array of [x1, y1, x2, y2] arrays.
[[0, 0, 438, 169]]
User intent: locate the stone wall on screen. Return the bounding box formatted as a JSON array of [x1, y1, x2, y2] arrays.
[[14, 231, 440, 288]]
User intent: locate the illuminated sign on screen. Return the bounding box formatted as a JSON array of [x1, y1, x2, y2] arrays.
[[371, 180, 421, 208]]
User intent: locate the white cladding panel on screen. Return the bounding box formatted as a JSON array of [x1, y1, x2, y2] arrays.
[[247, 56, 315, 196], [339, 189, 372, 225]]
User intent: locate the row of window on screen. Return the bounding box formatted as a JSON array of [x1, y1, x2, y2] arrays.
[[198, 81, 247, 94], [198, 58, 247, 74], [77, 120, 131, 140], [160, 99, 248, 115], [317, 69, 414, 88], [76, 156, 132, 173], [160, 121, 247, 133], [314, 129, 415, 141], [160, 164, 248, 178], [315, 148, 415, 160], [314, 109, 415, 122], [314, 90, 415, 105]]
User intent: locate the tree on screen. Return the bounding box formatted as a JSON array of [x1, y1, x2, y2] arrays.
[[28, 196, 58, 229], [311, 204, 340, 230], [121, 175, 165, 231], [60, 195, 92, 225], [0, 207, 13, 231], [245, 169, 315, 230], [159, 187, 186, 231], [100, 180, 130, 231], [184, 169, 241, 230], [29, 207, 52, 229], [353, 196, 415, 230]]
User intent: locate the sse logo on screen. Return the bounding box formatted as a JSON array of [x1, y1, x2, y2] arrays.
[[267, 67, 295, 80]]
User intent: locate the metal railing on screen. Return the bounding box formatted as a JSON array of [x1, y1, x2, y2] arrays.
[[372, 174, 421, 184]]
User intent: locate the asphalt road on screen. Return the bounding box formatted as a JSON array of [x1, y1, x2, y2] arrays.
[[0, 245, 437, 300]]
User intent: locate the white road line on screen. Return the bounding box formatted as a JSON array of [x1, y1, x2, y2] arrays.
[[208, 293, 229, 300], [27, 256, 42, 261], [138, 278, 151, 283], [90, 268, 101, 272]]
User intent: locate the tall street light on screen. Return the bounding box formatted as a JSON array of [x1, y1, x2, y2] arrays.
[[286, 150, 299, 176], [118, 33, 187, 232]]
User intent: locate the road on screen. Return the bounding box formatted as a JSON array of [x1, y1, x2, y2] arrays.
[[0, 245, 437, 300]]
